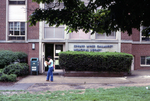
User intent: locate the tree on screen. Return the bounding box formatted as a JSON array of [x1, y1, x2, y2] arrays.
[[28, 0, 150, 36]]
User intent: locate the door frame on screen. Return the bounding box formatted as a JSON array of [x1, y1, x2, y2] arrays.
[[42, 43, 65, 72]]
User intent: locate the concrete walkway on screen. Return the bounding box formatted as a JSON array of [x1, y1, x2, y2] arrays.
[[0, 70, 150, 92]]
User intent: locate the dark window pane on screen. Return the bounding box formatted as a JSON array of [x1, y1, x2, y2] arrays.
[[17, 37, 25, 40], [9, 37, 16, 40], [9, 1, 25, 5], [14, 31, 19, 35], [21, 31, 25, 35], [9, 1, 17, 4], [141, 56, 145, 64], [9, 31, 13, 35], [18, 1, 25, 4], [21, 22, 25, 35], [146, 57, 150, 65], [142, 37, 150, 41]]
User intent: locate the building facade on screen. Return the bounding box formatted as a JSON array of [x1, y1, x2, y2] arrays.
[[0, 0, 150, 73]]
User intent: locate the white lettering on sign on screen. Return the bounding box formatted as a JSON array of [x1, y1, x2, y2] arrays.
[[73, 45, 113, 52]]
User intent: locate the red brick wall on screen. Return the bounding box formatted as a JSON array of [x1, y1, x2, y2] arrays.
[[0, 1, 6, 40], [27, 0, 39, 39], [121, 43, 132, 54], [132, 44, 150, 69], [121, 28, 140, 41], [132, 28, 140, 41], [0, 43, 28, 53], [121, 32, 132, 40], [28, 43, 39, 66]]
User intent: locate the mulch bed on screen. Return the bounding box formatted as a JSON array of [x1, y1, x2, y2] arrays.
[[64, 71, 128, 77]]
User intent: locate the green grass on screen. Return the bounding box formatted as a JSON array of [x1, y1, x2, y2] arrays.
[[0, 86, 150, 101]]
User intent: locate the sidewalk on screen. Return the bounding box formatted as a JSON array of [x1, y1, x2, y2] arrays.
[[0, 70, 150, 92]]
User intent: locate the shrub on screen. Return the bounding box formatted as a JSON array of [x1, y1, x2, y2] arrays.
[[0, 50, 18, 68], [3, 63, 29, 76], [59, 51, 133, 73], [0, 50, 28, 68], [0, 74, 17, 82], [14, 52, 28, 63]]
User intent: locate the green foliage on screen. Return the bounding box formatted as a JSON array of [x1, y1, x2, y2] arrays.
[[0, 74, 17, 82], [0, 69, 3, 73], [14, 52, 28, 63], [1, 86, 150, 101], [0, 50, 18, 68], [3, 63, 29, 76], [14, 52, 27, 60], [28, 0, 150, 36], [0, 50, 28, 68], [59, 51, 133, 72]]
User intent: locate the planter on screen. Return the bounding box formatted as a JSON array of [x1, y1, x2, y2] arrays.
[[63, 71, 128, 77]]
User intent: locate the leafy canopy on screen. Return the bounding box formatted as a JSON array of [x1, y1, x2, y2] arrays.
[[28, 0, 150, 36]]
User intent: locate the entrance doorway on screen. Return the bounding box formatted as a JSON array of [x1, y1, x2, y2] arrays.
[[44, 43, 64, 71], [45, 44, 54, 71]]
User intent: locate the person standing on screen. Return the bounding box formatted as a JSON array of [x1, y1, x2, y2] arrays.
[[46, 56, 53, 82]]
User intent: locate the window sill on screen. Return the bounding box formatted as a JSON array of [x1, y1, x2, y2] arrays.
[[140, 65, 150, 67]]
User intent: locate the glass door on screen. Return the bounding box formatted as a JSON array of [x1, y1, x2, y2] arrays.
[[54, 44, 64, 69]]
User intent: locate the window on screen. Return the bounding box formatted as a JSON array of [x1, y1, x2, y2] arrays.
[[8, 22, 25, 40], [141, 56, 150, 65], [8, 0, 26, 41], [44, 24, 64, 39], [44, 0, 64, 10], [69, 30, 91, 39], [142, 26, 150, 41], [96, 32, 116, 39], [9, 0, 25, 5]]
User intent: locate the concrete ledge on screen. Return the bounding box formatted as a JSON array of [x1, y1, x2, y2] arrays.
[[63, 71, 127, 77]]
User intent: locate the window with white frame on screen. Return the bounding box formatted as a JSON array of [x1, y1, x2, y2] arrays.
[[96, 32, 116, 39], [9, 22, 25, 40], [8, 0, 26, 41], [141, 56, 150, 65], [44, 24, 65, 39], [69, 30, 91, 39]]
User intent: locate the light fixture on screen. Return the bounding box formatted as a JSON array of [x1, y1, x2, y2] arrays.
[[32, 43, 35, 50]]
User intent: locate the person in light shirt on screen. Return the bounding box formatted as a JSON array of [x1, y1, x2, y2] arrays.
[[46, 56, 54, 82]]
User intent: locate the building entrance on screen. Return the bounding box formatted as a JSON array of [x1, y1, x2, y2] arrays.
[[44, 43, 64, 71], [45, 44, 54, 71]]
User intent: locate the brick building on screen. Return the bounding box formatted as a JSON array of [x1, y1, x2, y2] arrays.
[[0, 0, 149, 74]]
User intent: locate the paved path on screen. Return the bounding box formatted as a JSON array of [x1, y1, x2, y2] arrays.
[[0, 70, 150, 92]]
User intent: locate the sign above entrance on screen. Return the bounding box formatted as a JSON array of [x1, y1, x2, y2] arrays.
[[74, 45, 113, 48], [73, 45, 113, 52]]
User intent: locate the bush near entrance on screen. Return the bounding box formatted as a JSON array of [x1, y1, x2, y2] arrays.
[[59, 51, 133, 73]]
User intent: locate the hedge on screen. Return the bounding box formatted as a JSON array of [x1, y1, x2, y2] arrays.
[[3, 63, 29, 76], [0, 74, 17, 82], [59, 51, 133, 72]]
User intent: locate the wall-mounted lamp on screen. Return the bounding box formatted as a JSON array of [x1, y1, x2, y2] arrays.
[[32, 43, 35, 50]]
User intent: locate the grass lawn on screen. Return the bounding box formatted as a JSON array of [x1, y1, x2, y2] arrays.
[[0, 86, 150, 101]]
